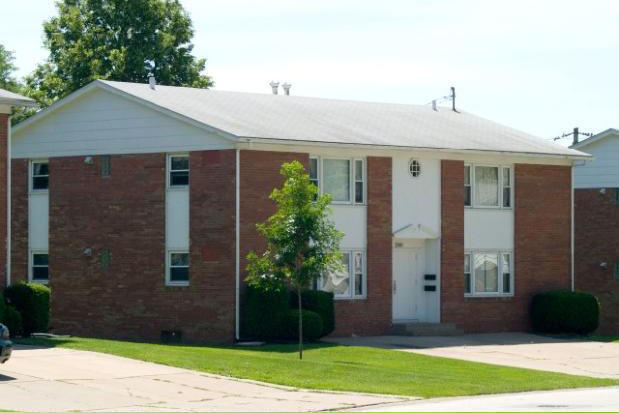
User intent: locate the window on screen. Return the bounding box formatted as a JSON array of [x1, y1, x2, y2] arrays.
[[31, 252, 49, 283], [409, 159, 421, 177], [320, 251, 365, 299], [167, 252, 189, 285], [465, 251, 513, 296], [614, 263, 619, 280], [31, 161, 49, 191], [168, 155, 189, 187], [464, 165, 472, 206], [464, 253, 471, 293], [99, 248, 111, 271], [100, 155, 111, 177], [323, 159, 350, 202], [465, 164, 512, 208], [354, 160, 364, 204], [503, 168, 511, 208], [309, 157, 365, 205], [309, 157, 319, 190]]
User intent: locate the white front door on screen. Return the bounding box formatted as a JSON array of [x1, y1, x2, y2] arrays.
[[393, 247, 425, 321]]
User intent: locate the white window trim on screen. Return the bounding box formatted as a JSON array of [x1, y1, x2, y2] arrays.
[[464, 250, 514, 297], [29, 159, 49, 194], [321, 249, 367, 300], [29, 249, 49, 284], [166, 250, 190, 287], [310, 156, 366, 206], [166, 153, 189, 190], [465, 163, 513, 210]]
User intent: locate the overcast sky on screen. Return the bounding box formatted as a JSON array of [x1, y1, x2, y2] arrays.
[[2, 0, 618, 144]]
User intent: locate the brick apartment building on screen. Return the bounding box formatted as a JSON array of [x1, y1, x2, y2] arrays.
[[572, 128, 619, 334], [7, 80, 589, 342]]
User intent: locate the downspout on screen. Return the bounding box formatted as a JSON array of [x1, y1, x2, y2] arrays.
[[6, 116, 11, 287], [570, 161, 575, 291], [235, 149, 240, 340]]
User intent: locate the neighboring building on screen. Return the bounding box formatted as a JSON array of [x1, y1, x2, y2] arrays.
[[9, 80, 588, 343], [572, 129, 619, 334], [0, 88, 36, 293]]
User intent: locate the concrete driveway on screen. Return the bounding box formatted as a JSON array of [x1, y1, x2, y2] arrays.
[[325, 333, 619, 379], [0, 345, 409, 412]]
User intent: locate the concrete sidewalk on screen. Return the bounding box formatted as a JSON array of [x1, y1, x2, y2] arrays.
[[0, 345, 409, 412], [325, 333, 619, 379]]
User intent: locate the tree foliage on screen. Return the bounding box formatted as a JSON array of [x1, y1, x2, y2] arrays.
[[0, 44, 20, 92], [25, 0, 213, 106]]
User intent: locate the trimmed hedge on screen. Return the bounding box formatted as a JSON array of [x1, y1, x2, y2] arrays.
[[290, 290, 335, 337], [242, 285, 289, 340], [4, 282, 50, 336], [284, 309, 323, 341], [531, 290, 599, 335]]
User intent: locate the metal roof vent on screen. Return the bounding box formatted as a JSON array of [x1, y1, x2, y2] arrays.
[[282, 82, 291, 95], [269, 81, 279, 95], [149, 74, 156, 90]]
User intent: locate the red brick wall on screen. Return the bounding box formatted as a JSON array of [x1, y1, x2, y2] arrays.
[[332, 156, 392, 336], [46, 152, 236, 343], [238, 150, 308, 335], [574, 188, 619, 334], [10, 159, 28, 284], [0, 115, 7, 288], [441, 162, 571, 332]]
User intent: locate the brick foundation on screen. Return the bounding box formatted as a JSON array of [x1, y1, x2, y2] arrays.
[[574, 188, 619, 334], [441, 162, 571, 332]]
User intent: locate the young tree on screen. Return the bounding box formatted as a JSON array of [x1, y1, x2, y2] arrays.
[[246, 161, 343, 359], [25, 0, 213, 107]]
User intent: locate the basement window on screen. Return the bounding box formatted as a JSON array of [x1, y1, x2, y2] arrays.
[[31, 161, 49, 191], [167, 251, 189, 286], [30, 252, 49, 283], [168, 154, 189, 187]]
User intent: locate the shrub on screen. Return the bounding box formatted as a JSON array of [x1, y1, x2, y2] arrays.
[[242, 285, 289, 340], [284, 309, 323, 342], [2, 305, 22, 338], [4, 282, 50, 336], [290, 290, 335, 337], [531, 290, 599, 335]]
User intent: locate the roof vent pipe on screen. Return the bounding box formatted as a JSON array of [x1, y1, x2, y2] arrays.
[[572, 127, 579, 145], [282, 82, 291, 95], [269, 81, 279, 95], [451, 86, 457, 112], [148, 74, 156, 90], [432, 100, 437, 111]]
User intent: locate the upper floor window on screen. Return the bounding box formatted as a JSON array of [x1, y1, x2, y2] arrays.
[[465, 164, 512, 208], [310, 157, 365, 204], [168, 155, 189, 187], [31, 161, 49, 191]]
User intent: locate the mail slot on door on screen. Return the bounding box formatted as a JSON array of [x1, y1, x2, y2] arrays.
[[424, 274, 436, 281], [424, 285, 437, 292]]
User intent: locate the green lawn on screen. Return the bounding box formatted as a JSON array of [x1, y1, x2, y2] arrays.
[[16, 337, 618, 398], [589, 335, 619, 343]]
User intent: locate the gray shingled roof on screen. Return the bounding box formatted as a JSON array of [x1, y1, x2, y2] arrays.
[[0, 88, 36, 107], [101, 81, 588, 158]]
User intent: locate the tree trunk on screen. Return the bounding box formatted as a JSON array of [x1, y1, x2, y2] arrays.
[[298, 286, 303, 360]]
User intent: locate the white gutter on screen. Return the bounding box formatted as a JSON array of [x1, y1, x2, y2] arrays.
[[570, 162, 574, 291], [6, 116, 11, 287], [235, 149, 240, 340]]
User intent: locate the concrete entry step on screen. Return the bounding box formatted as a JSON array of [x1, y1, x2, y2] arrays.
[[391, 322, 463, 336]]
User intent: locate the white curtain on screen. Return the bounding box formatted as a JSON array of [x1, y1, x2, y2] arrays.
[[474, 253, 498, 293], [475, 166, 499, 206], [323, 159, 350, 202], [321, 253, 350, 296]]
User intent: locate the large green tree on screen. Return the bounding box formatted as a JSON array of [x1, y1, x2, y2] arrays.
[[0, 44, 20, 92], [246, 161, 343, 359], [26, 0, 212, 106]]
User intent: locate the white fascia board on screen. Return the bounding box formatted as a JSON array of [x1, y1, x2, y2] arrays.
[[235, 137, 593, 162]]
